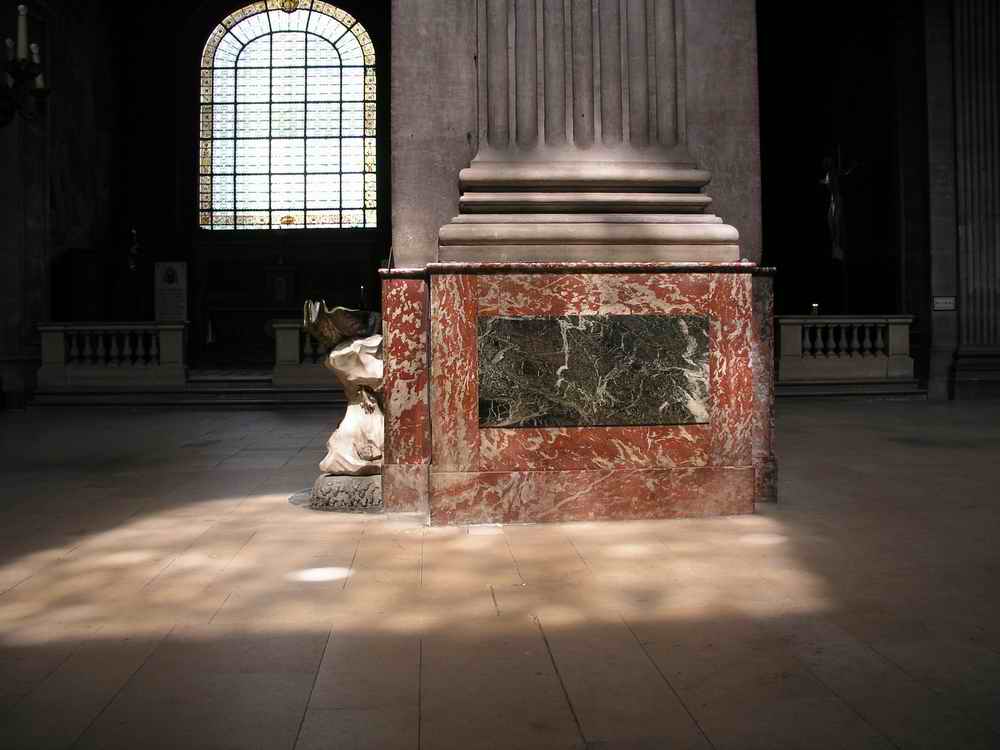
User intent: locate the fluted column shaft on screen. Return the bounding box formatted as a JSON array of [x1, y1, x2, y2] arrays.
[[476, 0, 689, 162], [954, 0, 1000, 349]]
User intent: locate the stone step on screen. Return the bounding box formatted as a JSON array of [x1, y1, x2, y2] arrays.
[[776, 380, 927, 398], [32, 386, 345, 408]]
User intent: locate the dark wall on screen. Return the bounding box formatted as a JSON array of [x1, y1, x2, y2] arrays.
[[757, 0, 931, 376], [24, 1, 391, 368], [1, 0, 125, 402]]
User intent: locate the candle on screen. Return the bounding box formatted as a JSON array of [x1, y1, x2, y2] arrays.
[[29, 42, 43, 89], [16, 5, 29, 62]]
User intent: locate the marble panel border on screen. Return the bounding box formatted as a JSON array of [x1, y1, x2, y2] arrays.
[[382, 277, 431, 466], [430, 467, 754, 525]]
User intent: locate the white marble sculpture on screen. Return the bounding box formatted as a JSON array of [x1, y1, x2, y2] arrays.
[[319, 333, 384, 475], [299, 301, 385, 511]]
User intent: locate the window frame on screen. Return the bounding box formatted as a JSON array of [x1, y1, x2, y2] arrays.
[[196, 0, 382, 235]]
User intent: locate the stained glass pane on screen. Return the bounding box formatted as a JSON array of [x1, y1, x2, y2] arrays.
[[272, 67, 305, 102], [272, 103, 304, 137], [213, 176, 235, 210], [200, 108, 213, 139], [307, 211, 342, 227], [228, 12, 269, 44], [342, 138, 363, 172], [213, 68, 235, 103], [239, 36, 270, 67], [214, 33, 242, 68], [335, 31, 363, 66], [308, 37, 341, 67], [312, 2, 355, 28], [272, 32, 306, 66], [214, 104, 235, 135], [200, 2, 377, 230], [342, 174, 363, 208], [202, 25, 228, 68], [272, 210, 305, 228], [201, 70, 213, 104], [307, 102, 340, 137], [213, 140, 235, 173], [354, 27, 375, 66], [271, 174, 305, 208], [214, 212, 235, 229], [341, 67, 363, 101], [271, 138, 305, 173], [307, 174, 340, 208], [236, 103, 269, 138], [236, 211, 269, 229], [236, 175, 268, 208], [306, 139, 340, 172], [307, 68, 340, 100], [342, 102, 363, 136], [236, 139, 268, 173], [237, 68, 269, 102], [200, 177, 213, 209]]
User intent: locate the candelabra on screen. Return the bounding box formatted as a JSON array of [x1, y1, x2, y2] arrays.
[[2, 5, 48, 128]]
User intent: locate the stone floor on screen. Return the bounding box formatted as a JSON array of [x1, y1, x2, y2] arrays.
[[0, 400, 998, 750]]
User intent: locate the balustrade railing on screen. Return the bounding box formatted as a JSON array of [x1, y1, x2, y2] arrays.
[[37, 322, 187, 389], [777, 316, 916, 386]]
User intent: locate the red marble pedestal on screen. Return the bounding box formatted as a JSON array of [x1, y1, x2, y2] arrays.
[[381, 262, 776, 525]]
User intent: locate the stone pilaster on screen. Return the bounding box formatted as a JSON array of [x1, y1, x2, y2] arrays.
[[951, 0, 1000, 396]]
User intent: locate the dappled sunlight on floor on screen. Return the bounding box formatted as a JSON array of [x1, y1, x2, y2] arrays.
[[1, 403, 999, 749]]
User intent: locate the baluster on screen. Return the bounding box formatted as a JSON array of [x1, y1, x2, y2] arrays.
[[111, 331, 122, 366], [126, 331, 137, 365], [860, 324, 872, 357], [81, 331, 93, 364], [67, 332, 79, 364], [801, 326, 810, 358], [849, 324, 861, 357], [874, 324, 885, 356], [832, 325, 843, 359], [151, 330, 160, 364]]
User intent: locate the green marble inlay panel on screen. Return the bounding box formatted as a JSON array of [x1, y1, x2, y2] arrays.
[[478, 315, 710, 428]]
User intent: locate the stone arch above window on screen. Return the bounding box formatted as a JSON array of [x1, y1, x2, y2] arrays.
[[199, 1, 377, 230]]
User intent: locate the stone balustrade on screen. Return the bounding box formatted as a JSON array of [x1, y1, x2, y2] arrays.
[[271, 319, 329, 387], [777, 315, 917, 390], [37, 322, 187, 389]]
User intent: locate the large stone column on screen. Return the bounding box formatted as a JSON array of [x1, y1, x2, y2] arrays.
[[438, 0, 740, 262], [951, 0, 1000, 397], [924, 0, 1000, 398], [383, 0, 772, 523]]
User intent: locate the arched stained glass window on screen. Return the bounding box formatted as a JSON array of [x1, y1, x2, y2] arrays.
[[199, 1, 377, 230]]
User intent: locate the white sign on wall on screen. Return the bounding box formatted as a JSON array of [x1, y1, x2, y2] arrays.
[[155, 262, 188, 321]]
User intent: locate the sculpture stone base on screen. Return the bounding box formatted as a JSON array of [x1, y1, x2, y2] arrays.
[[308, 474, 382, 512]]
